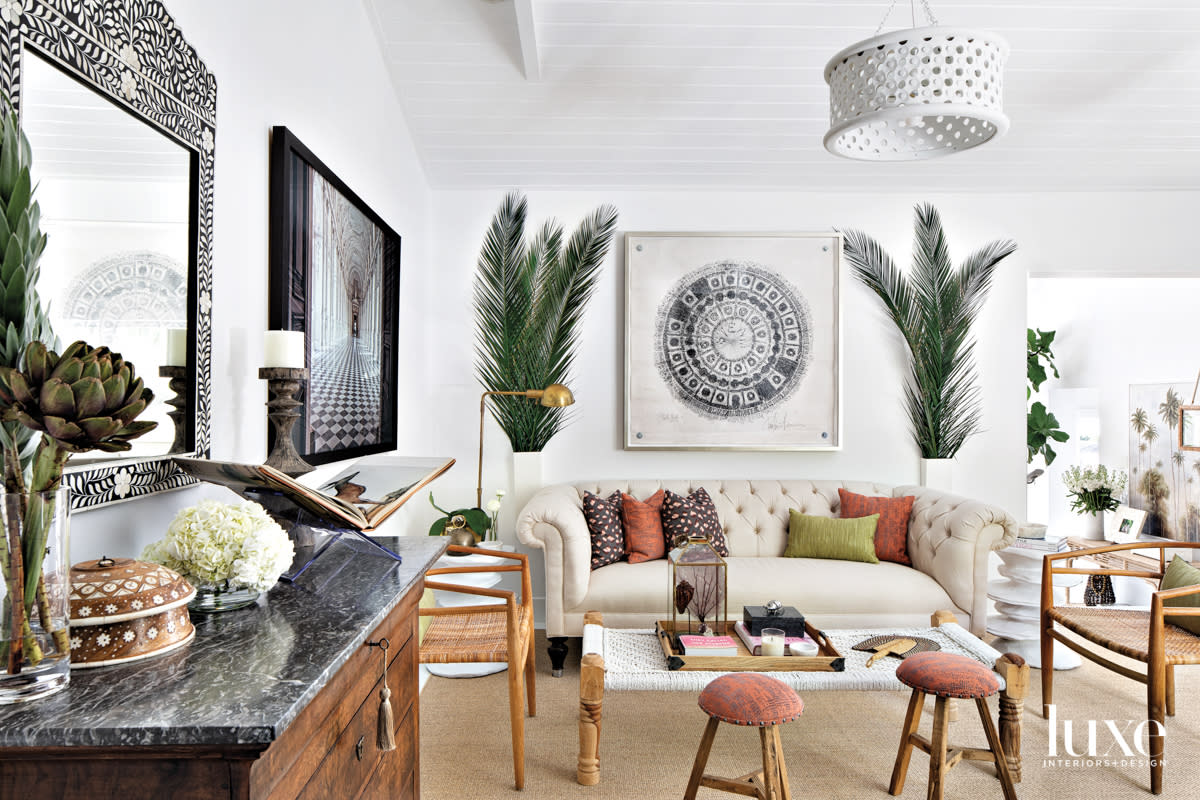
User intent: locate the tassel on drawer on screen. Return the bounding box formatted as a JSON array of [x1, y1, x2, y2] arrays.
[[368, 638, 397, 752]]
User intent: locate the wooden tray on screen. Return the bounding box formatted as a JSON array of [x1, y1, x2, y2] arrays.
[[655, 620, 845, 672]]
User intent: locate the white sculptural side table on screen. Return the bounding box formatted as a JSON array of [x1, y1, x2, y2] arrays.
[[988, 541, 1083, 670], [425, 544, 515, 678]]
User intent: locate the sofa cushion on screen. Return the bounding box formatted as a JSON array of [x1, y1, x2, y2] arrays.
[[662, 487, 728, 555], [1161, 555, 1200, 636], [622, 489, 666, 564], [577, 557, 957, 626], [583, 491, 625, 570], [838, 489, 916, 566], [785, 511, 880, 564]]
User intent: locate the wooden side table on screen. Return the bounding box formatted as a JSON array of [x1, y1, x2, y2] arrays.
[[425, 544, 515, 678], [988, 542, 1082, 669]]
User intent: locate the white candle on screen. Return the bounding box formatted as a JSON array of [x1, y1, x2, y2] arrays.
[[760, 628, 785, 658], [264, 330, 305, 369], [165, 328, 187, 367]]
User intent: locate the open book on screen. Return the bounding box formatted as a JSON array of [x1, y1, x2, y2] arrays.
[[173, 455, 455, 531]]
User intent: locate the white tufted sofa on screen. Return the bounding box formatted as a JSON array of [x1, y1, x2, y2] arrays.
[[516, 479, 1016, 674]]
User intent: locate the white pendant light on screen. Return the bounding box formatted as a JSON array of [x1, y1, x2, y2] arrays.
[[823, 0, 1009, 161]]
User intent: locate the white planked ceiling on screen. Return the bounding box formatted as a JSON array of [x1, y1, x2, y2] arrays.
[[365, 0, 1200, 191]]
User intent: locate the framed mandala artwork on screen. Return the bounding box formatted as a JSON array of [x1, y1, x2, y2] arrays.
[[625, 233, 841, 450]]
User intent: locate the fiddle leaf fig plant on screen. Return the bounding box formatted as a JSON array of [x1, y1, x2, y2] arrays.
[[1027, 328, 1069, 465]]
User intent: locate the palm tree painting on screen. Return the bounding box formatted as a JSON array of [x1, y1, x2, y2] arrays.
[[1129, 383, 1198, 541]]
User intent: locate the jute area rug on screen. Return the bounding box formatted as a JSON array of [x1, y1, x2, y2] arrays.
[[420, 632, 1200, 799]]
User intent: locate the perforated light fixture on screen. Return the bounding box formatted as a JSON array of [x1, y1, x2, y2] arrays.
[[823, 0, 1009, 161]]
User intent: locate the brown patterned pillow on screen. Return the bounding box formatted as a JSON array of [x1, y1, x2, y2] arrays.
[[837, 488, 915, 565], [662, 488, 728, 556], [621, 489, 666, 564], [583, 491, 625, 570]]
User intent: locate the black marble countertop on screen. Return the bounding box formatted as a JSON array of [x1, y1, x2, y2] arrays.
[[0, 535, 446, 749]]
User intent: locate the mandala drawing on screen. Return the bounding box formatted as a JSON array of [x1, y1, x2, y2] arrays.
[[654, 260, 812, 419]]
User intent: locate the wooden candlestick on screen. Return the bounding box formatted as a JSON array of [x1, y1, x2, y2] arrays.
[[158, 365, 189, 455], [260, 367, 313, 477]]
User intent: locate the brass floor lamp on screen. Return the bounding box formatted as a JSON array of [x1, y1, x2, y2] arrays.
[[476, 384, 574, 508]]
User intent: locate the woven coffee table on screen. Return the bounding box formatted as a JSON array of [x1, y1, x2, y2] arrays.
[[576, 610, 1029, 787]]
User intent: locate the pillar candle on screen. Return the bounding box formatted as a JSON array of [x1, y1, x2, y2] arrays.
[[264, 330, 305, 369], [165, 328, 187, 367], [760, 628, 785, 657]]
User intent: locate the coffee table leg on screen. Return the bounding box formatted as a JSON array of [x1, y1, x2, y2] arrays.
[[995, 653, 1030, 783], [579, 611, 606, 786], [578, 652, 604, 785]]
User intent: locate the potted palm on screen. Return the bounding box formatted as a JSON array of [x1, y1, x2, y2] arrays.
[[472, 192, 617, 511], [842, 204, 1017, 491]]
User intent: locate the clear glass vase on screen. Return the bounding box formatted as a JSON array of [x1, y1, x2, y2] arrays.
[[187, 582, 260, 613], [0, 489, 71, 704]]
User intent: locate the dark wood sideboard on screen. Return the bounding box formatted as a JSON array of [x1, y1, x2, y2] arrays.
[[0, 536, 445, 800]]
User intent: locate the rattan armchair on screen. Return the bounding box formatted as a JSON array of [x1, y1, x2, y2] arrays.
[[1040, 541, 1200, 795], [420, 545, 537, 790]]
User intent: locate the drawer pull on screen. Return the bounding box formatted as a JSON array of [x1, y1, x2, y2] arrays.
[[355, 735, 365, 761]]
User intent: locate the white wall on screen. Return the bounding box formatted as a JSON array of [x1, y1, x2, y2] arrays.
[[1029, 277, 1200, 536], [69, 0, 435, 561]]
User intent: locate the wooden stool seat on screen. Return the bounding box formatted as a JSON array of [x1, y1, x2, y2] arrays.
[[890, 652, 1018, 800], [685, 674, 802, 800]]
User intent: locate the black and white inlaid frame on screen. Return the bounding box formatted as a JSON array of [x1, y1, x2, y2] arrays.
[[624, 231, 842, 451], [1, 0, 216, 510], [268, 126, 400, 465]]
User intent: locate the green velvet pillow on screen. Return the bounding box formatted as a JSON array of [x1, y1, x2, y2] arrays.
[[785, 511, 880, 564], [1160, 555, 1200, 636]]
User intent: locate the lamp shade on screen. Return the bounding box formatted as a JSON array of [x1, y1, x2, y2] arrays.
[[823, 26, 1009, 161], [538, 383, 574, 408]]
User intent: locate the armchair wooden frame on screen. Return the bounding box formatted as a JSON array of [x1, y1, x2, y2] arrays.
[[420, 545, 537, 790], [1040, 541, 1200, 795]]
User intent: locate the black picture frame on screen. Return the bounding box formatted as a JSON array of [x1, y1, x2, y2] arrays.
[[268, 126, 400, 466]]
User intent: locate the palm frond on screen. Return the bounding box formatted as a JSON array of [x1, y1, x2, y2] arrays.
[[848, 204, 1015, 458], [474, 193, 618, 451]]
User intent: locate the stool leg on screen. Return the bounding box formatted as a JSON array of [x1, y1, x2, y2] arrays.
[[770, 725, 792, 800], [927, 696, 949, 800], [685, 717, 721, 800], [975, 698, 1018, 800], [890, 689, 926, 796], [758, 725, 793, 800]]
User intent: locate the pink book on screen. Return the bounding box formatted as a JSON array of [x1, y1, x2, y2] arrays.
[[678, 634, 739, 656], [733, 621, 817, 656]]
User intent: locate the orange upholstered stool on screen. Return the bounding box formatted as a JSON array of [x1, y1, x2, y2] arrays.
[[684, 673, 803, 800], [889, 651, 1017, 800]]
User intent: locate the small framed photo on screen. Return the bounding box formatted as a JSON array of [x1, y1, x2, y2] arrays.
[[1105, 505, 1146, 544]]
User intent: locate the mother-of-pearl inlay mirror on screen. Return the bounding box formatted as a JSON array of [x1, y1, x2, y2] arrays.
[[1, 0, 216, 509]]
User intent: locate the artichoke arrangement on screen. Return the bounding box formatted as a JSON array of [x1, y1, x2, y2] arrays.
[[0, 340, 156, 671]]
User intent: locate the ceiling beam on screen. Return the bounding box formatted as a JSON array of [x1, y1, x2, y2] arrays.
[[513, 0, 540, 81]]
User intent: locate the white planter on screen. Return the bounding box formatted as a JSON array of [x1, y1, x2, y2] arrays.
[[505, 451, 544, 544], [920, 458, 954, 493]]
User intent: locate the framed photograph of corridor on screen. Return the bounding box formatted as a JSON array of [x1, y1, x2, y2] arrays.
[[268, 126, 400, 465]]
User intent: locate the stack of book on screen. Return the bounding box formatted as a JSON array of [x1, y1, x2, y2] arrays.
[[1011, 535, 1068, 553], [732, 621, 819, 656]]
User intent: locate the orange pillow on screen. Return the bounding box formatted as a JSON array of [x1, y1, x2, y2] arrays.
[[838, 489, 916, 566], [621, 489, 666, 564]]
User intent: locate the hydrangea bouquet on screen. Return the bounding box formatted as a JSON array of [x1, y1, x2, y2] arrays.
[[1063, 464, 1128, 516], [143, 500, 294, 595]]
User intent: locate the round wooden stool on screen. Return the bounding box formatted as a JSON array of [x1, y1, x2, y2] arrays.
[[684, 673, 803, 800], [889, 651, 1018, 800]]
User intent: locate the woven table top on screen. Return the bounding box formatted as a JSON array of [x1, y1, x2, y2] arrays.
[[592, 624, 1006, 693]]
